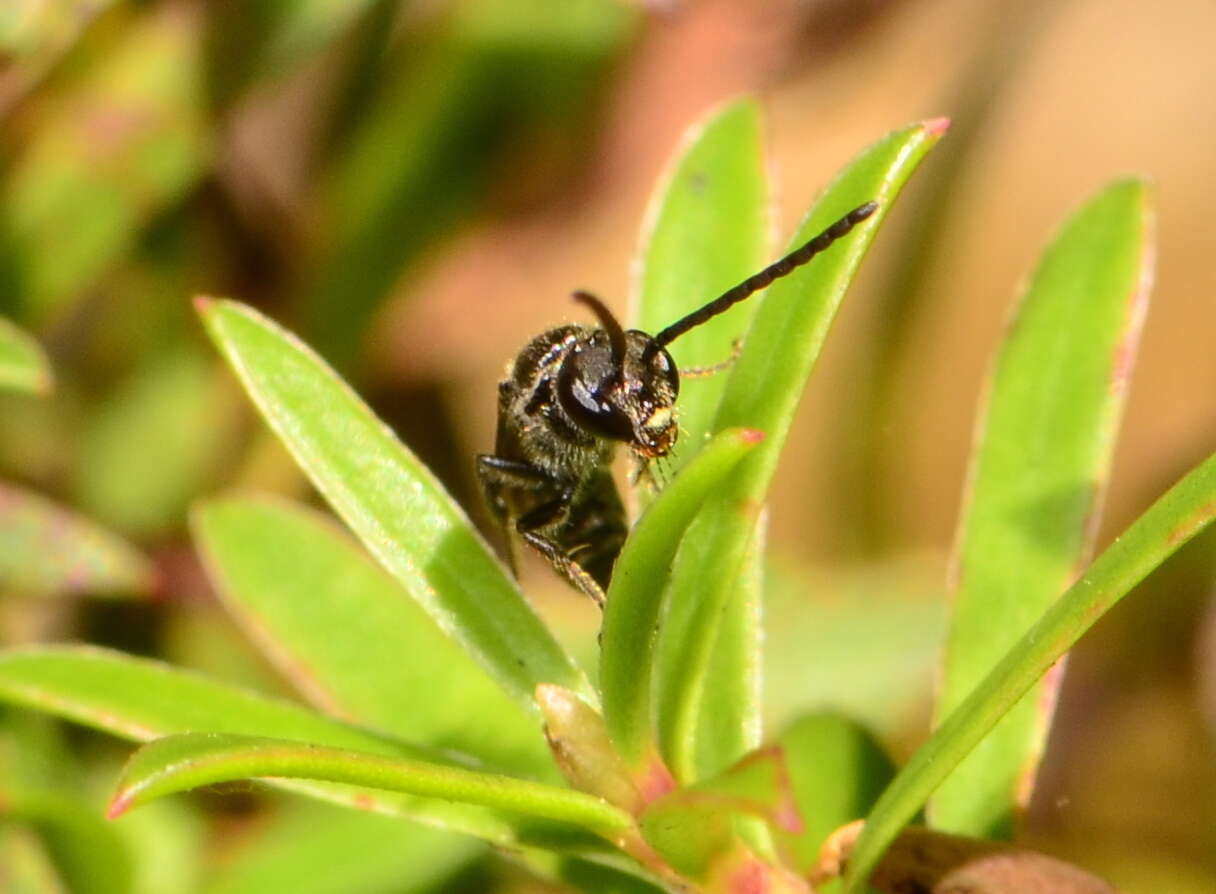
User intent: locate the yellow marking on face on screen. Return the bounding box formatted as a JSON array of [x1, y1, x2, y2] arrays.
[[644, 406, 673, 431]]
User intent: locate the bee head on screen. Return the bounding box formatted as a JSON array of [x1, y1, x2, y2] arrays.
[[557, 293, 680, 457]]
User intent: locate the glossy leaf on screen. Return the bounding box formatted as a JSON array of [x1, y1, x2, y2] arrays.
[[0, 646, 602, 852], [197, 298, 591, 711], [109, 733, 636, 842], [0, 482, 154, 599], [844, 449, 1216, 891], [193, 496, 551, 778], [932, 180, 1154, 837], [0, 317, 52, 394], [657, 120, 948, 782], [600, 427, 763, 772]]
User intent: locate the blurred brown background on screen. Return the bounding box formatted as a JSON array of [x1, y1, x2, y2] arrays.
[[2, 0, 1215, 890]]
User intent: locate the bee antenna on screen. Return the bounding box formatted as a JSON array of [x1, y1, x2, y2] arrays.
[[653, 201, 879, 347], [572, 290, 628, 367]]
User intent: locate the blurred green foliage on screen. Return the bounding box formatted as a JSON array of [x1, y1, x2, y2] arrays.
[[0, 2, 638, 890]]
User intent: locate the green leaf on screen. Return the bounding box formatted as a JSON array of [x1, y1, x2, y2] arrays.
[[201, 801, 482, 894], [631, 96, 768, 477], [0, 317, 52, 394], [0, 481, 154, 599], [0, 646, 599, 852], [4, 788, 133, 894], [0, 646, 446, 759], [777, 713, 894, 876], [600, 427, 764, 772], [687, 514, 764, 780], [629, 97, 770, 783], [843, 449, 1216, 891], [657, 120, 948, 783], [931, 180, 1154, 837], [193, 496, 552, 779], [110, 733, 636, 841], [197, 298, 590, 712]]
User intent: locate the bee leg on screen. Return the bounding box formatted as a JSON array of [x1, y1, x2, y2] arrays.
[[515, 496, 607, 608], [519, 531, 607, 608], [677, 337, 743, 379], [476, 454, 554, 579]]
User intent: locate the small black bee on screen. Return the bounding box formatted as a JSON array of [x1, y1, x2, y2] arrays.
[[478, 201, 878, 605]]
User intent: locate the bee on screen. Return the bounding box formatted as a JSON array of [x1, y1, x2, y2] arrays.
[[478, 201, 877, 605]]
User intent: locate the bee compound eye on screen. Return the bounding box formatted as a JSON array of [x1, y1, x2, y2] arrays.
[[557, 354, 635, 443]]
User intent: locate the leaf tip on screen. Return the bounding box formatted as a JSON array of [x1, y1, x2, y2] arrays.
[[105, 790, 134, 820], [923, 116, 952, 137], [739, 428, 766, 445], [192, 294, 216, 315]]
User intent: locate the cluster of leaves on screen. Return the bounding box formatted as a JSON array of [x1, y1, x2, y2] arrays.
[[2, 1, 638, 890], [3, 91, 1212, 894]]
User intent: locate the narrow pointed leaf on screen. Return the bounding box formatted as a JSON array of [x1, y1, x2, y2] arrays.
[[630, 95, 770, 785], [109, 733, 636, 843], [931, 180, 1154, 837], [657, 120, 948, 782], [0, 317, 52, 394], [0, 646, 600, 851], [688, 514, 765, 779], [631, 96, 768, 477], [600, 427, 763, 772], [197, 299, 590, 710], [193, 496, 551, 778], [0, 646, 448, 760], [0, 482, 153, 599], [844, 450, 1216, 891]]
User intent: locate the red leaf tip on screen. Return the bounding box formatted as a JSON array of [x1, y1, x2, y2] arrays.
[[923, 117, 952, 136], [192, 295, 216, 313], [106, 792, 133, 820]]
